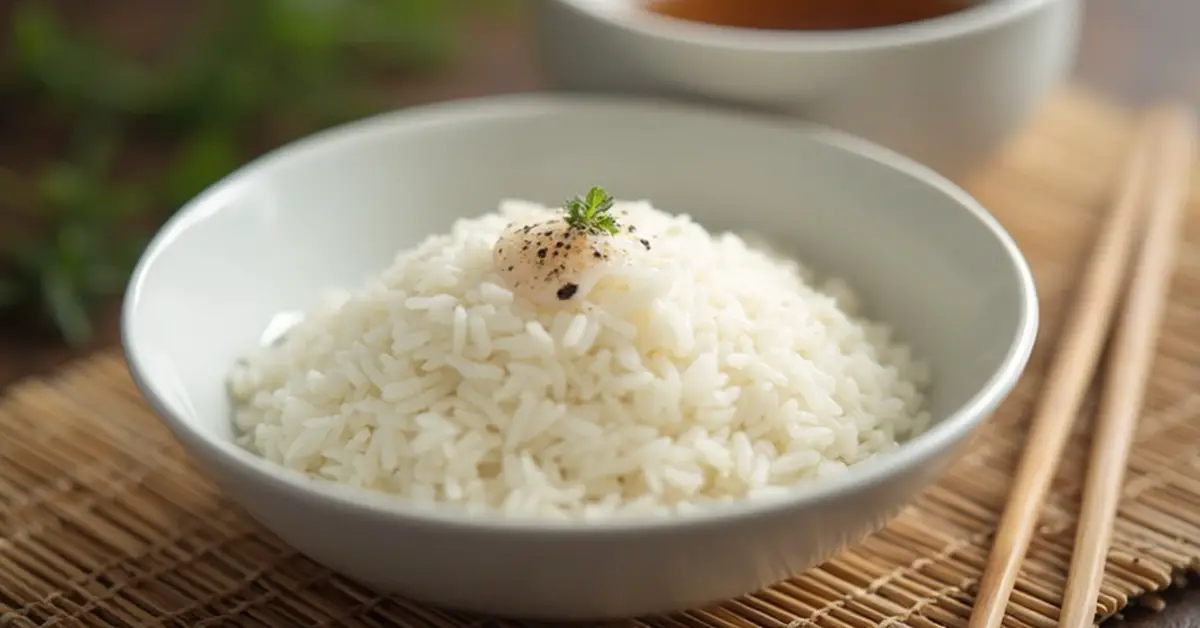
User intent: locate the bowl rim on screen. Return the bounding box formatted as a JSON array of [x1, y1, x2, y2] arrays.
[[122, 92, 1039, 534], [548, 0, 1058, 53]]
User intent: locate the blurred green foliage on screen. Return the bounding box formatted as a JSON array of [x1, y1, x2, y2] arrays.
[[1, 0, 508, 345]]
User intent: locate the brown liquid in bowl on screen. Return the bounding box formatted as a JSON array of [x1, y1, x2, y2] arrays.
[[645, 0, 971, 31]]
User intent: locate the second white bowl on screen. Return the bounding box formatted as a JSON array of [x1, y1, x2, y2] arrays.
[[532, 0, 1081, 176]]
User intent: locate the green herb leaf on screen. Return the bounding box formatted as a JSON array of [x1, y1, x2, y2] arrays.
[[263, 0, 344, 53], [37, 163, 88, 213], [343, 0, 454, 64], [41, 266, 93, 347], [165, 129, 242, 205], [13, 3, 155, 114], [563, 186, 619, 235], [12, 3, 64, 73]]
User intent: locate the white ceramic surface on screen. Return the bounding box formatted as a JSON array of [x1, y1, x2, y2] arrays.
[[532, 0, 1080, 177], [123, 94, 1038, 620]]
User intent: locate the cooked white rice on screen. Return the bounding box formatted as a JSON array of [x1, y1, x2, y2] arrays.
[[228, 199, 931, 520]]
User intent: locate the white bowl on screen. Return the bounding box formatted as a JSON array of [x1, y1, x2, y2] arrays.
[[532, 0, 1081, 177], [123, 94, 1038, 620]]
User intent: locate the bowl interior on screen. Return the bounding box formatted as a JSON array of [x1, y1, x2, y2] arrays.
[[125, 94, 1033, 454]]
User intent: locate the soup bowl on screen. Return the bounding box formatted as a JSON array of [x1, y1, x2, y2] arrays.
[[532, 0, 1081, 177], [123, 94, 1038, 619]]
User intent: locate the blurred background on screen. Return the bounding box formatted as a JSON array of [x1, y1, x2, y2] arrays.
[[0, 0, 536, 377], [0, 0, 1196, 379], [0, 0, 1197, 625]]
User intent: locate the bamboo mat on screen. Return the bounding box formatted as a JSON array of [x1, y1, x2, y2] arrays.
[[2, 87, 1200, 628]]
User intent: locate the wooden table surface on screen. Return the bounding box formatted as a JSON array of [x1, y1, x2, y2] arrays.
[[2, 0, 1199, 625]]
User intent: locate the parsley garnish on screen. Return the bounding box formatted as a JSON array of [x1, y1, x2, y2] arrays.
[[564, 186, 619, 235]]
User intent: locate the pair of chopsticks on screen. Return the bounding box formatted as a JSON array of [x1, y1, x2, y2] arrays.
[[968, 104, 1198, 628]]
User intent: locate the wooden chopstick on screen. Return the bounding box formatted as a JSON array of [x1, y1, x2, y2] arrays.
[[1058, 105, 1197, 628], [967, 109, 1171, 628]]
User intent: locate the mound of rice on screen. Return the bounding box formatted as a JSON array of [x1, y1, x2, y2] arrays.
[[228, 199, 931, 520]]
